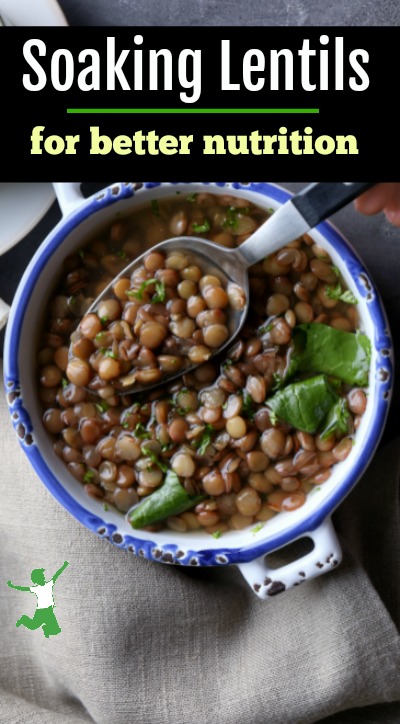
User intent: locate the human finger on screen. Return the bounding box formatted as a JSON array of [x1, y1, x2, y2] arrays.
[[354, 183, 400, 215]]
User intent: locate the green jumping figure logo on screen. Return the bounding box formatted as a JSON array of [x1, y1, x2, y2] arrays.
[[7, 561, 69, 638]]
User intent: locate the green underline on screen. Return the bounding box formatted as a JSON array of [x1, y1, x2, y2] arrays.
[[67, 107, 319, 114]]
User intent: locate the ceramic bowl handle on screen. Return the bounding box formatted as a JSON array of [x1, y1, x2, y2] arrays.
[[237, 517, 342, 599], [53, 182, 84, 216]]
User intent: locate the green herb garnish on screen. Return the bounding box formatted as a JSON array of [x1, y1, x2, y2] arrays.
[[176, 406, 191, 416], [211, 530, 222, 539], [192, 219, 211, 234], [223, 206, 250, 229], [117, 249, 127, 259], [331, 265, 340, 277], [101, 349, 117, 360], [186, 192, 198, 202], [134, 422, 151, 440], [339, 290, 359, 304], [61, 378, 68, 389], [259, 322, 274, 335], [151, 279, 166, 304], [151, 199, 160, 217], [103, 503, 109, 511], [100, 316, 108, 325], [126, 278, 157, 301], [122, 422, 130, 429], [194, 424, 215, 456], [326, 282, 358, 305], [95, 401, 109, 414], [78, 249, 85, 259], [141, 447, 169, 473], [83, 470, 95, 483], [251, 523, 264, 534]]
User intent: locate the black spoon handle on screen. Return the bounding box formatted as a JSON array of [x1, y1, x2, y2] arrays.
[[291, 182, 375, 228]]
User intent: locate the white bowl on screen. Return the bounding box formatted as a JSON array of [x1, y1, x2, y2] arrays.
[[4, 182, 393, 598]]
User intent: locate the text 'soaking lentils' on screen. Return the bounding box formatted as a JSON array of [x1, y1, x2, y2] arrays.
[[38, 191, 369, 537], [67, 250, 244, 391]]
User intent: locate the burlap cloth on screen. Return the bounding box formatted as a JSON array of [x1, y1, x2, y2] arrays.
[[1, 361, 399, 724]]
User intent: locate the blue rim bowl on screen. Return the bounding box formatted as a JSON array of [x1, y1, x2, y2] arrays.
[[3, 182, 393, 567]]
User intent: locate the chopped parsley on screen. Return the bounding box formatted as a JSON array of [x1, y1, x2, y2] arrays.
[[151, 279, 166, 304], [340, 290, 359, 304], [133, 422, 151, 439], [326, 282, 358, 305], [175, 406, 191, 416], [95, 401, 109, 413], [331, 265, 340, 277], [61, 378, 68, 389], [141, 447, 169, 473], [251, 523, 264, 535], [223, 206, 250, 229], [211, 530, 222, 539], [192, 219, 211, 234], [259, 322, 274, 335], [116, 249, 127, 259], [126, 278, 157, 301], [161, 442, 173, 453], [103, 503, 109, 511], [222, 359, 234, 369], [151, 199, 160, 217], [100, 316, 108, 325], [78, 249, 85, 259], [194, 424, 215, 456], [83, 469, 95, 484], [101, 349, 118, 359], [122, 422, 130, 429], [186, 192, 198, 202]]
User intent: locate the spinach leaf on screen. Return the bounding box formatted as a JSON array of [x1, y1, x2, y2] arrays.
[[319, 398, 350, 441], [266, 375, 338, 434], [128, 471, 204, 529], [290, 324, 371, 387]]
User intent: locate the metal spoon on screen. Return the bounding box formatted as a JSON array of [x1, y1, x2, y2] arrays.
[[73, 182, 374, 394]]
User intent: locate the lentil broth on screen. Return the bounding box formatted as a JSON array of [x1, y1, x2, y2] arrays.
[[38, 191, 368, 536]]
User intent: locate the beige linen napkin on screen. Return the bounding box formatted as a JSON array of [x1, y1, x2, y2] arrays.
[[1, 363, 399, 724]]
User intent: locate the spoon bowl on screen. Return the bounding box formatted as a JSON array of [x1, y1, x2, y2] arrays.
[[72, 235, 250, 393]]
